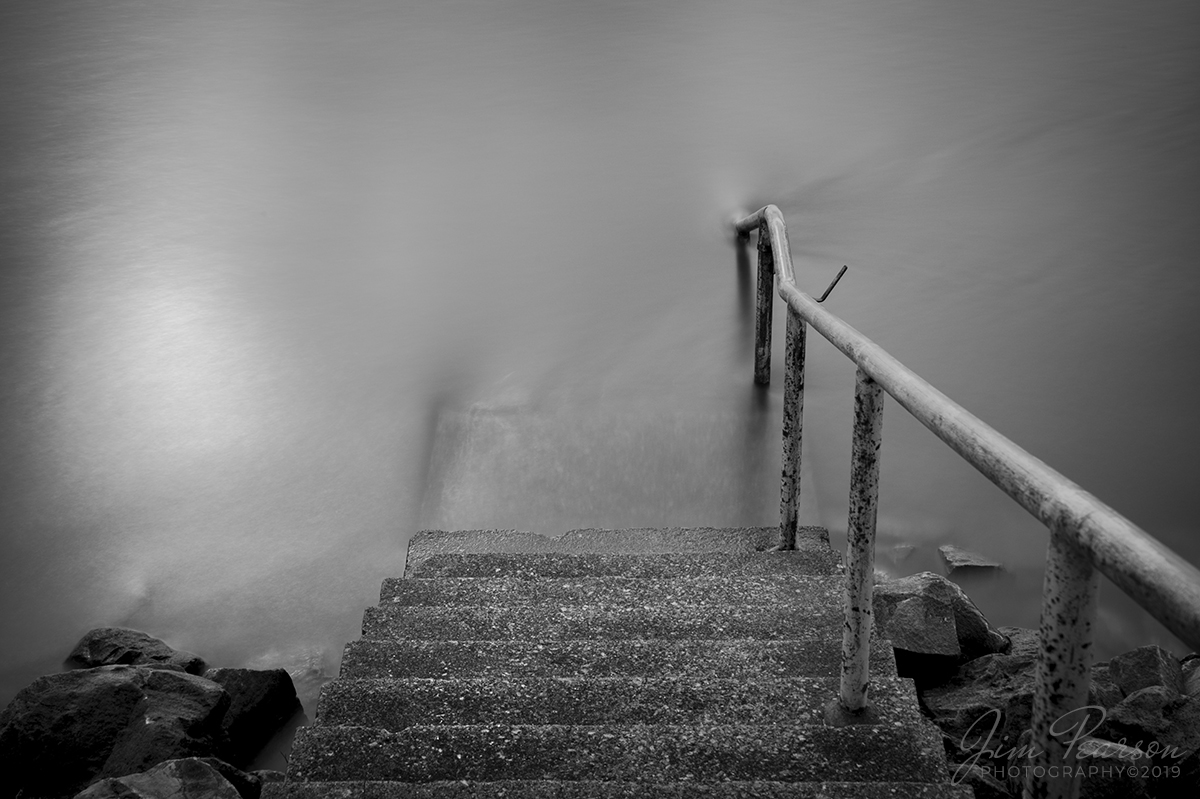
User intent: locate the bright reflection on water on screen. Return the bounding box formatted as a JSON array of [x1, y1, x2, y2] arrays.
[[2, 0, 1199, 746]]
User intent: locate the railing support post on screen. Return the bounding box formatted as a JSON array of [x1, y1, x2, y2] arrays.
[[780, 307, 806, 549], [754, 219, 774, 385], [1024, 527, 1100, 799], [837, 367, 884, 715]]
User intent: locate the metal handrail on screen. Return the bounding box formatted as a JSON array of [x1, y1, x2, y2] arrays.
[[733, 204, 1200, 799]]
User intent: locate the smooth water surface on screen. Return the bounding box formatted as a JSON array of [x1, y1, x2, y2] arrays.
[[3, 1, 1199, 745]]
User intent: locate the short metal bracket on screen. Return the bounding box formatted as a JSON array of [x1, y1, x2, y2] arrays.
[[816, 265, 847, 303]]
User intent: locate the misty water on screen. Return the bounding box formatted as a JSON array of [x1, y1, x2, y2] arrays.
[[2, 0, 1198, 761]]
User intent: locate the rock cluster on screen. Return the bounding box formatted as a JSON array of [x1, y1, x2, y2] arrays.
[[0, 628, 301, 799], [878, 573, 1200, 798]]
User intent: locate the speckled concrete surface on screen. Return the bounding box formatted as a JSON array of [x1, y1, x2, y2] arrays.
[[337, 636, 899, 681], [408, 550, 841, 579], [316, 676, 924, 729], [288, 721, 949, 783], [403, 527, 834, 575], [380, 575, 841, 607], [265, 780, 973, 798], [362, 603, 845, 641], [277, 528, 966, 796]]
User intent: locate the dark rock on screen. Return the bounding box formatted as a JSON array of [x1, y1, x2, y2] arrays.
[[996, 626, 1038, 659], [0, 665, 229, 799], [924, 647, 1037, 762], [938, 545, 1004, 575], [1075, 737, 1154, 799], [1089, 660, 1125, 710], [924, 628, 1122, 771], [67, 628, 207, 675], [1100, 687, 1200, 754], [74, 758, 242, 799], [884, 595, 961, 656], [1092, 687, 1200, 798], [874, 572, 1010, 684], [194, 759, 263, 799], [1104, 645, 1184, 698], [1102, 685, 1178, 743], [202, 668, 301, 768]]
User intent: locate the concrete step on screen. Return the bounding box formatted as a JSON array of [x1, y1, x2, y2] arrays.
[[408, 550, 840, 580], [380, 574, 841, 607], [265, 779, 974, 798], [338, 637, 898, 681], [286, 722, 950, 783], [316, 676, 923, 729], [406, 527, 826, 559], [360, 603, 843, 641]]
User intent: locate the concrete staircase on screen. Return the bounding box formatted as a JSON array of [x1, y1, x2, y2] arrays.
[[265, 527, 972, 798]]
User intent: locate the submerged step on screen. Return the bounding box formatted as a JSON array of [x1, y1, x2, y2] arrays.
[[265, 780, 974, 799], [404, 527, 835, 573], [361, 603, 842, 641], [338, 637, 899, 680], [316, 675, 923, 729], [380, 574, 842, 607], [408, 550, 840, 579], [288, 722, 949, 784]]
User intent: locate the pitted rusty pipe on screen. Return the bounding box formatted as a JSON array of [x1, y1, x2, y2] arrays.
[[779, 306, 806, 550], [753, 219, 775, 385], [839, 367, 884, 713], [1024, 528, 1100, 799]]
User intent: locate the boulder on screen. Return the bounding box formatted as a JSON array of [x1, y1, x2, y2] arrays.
[[202, 668, 301, 768], [1104, 645, 1184, 698], [923, 644, 1039, 760], [0, 665, 229, 799], [67, 628, 207, 675], [873, 572, 1010, 683], [924, 628, 1124, 768], [1074, 737, 1154, 799], [938, 545, 1004, 575], [74, 758, 241, 799], [1099, 687, 1200, 755], [191, 759, 265, 799]]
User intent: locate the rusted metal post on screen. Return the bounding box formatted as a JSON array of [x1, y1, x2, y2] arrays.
[[1024, 527, 1100, 799], [754, 219, 774, 385], [839, 368, 884, 713], [779, 307, 806, 549]]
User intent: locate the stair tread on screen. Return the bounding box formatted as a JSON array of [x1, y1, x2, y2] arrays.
[[381, 575, 842, 606], [361, 604, 843, 641], [288, 722, 951, 784], [408, 550, 840, 579], [405, 527, 828, 567], [265, 780, 974, 799], [316, 675, 923, 729], [338, 637, 898, 680]]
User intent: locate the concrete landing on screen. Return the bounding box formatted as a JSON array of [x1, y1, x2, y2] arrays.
[[266, 527, 972, 798]]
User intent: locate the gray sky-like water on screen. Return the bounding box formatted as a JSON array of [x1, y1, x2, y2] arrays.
[[2, 0, 1198, 721]]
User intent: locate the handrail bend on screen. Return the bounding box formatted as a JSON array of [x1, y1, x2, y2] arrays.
[[733, 204, 1200, 799]]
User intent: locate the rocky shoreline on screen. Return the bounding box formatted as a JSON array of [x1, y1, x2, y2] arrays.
[[0, 628, 302, 799], [874, 571, 1200, 798]]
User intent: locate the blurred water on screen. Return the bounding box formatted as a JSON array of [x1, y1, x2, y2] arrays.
[[2, 0, 1199, 744]]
